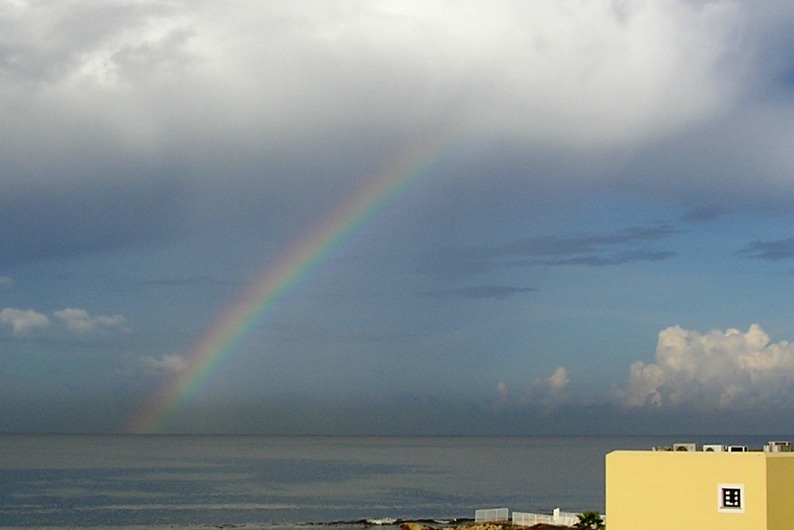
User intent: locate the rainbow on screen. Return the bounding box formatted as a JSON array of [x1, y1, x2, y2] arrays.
[[125, 130, 464, 434]]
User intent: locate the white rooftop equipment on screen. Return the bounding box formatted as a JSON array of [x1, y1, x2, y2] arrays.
[[764, 441, 793, 452]]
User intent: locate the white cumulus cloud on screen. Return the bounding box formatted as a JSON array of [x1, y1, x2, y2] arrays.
[[492, 381, 510, 413], [612, 324, 794, 411], [522, 366, 572, 413], [0, 308, 51, 336], [0, 307, 129, 337], [53, 308, 129, 334]]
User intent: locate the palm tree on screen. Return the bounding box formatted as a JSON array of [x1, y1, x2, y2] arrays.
[[574, 511, 604, 530]]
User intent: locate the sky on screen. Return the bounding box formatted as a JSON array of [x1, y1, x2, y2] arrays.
[[3, 0, 794, 435]]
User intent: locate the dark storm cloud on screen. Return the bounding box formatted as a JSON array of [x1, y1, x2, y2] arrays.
[[736, 238, 794, 261], [0, 0, 788, 254], [0, 175, 184, 264]]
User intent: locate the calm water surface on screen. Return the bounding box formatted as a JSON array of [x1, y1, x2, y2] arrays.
[[0, 435, 784, 529]]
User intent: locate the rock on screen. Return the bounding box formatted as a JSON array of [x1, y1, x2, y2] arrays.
[[400, 523, 430, 530]]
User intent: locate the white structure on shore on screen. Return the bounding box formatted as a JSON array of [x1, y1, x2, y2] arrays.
[[474, 508, 508, 523], [475, 507, 581, 527], [513, 508, 580, 527]]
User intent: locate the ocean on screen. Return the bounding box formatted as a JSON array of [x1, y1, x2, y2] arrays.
[[0, 434, 784, 529]]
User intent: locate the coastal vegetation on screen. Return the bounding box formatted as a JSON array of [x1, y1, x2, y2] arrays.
[[574, 511, 605, 529]]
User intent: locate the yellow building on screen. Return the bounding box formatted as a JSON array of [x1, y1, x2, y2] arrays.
[[606, 442, 794, 530]]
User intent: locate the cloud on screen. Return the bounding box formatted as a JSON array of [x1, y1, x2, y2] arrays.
[[0, 307, 129, 337], [0, 276, 13, 287], [0, 0, 790, 268], [0, 177, 184, 265], [612, 324, 794, 411], [53, 308, 129, 334], [504, 225, 678, 260], [3, 1, 743, 143], [0, 308, 51, 336], [142, 275, 240, 287], [736, 238, 794, 261], [439, 225, 678, 276], [539, 249, 676, 267], [121, 353, 188, 376], [493, 381, 510, 412], [491, 368, 572, 416], [681, 205, 727, 223], [0, 1, 754, 168], [521, 367, 572, 414], [421, 284, 536, 300]]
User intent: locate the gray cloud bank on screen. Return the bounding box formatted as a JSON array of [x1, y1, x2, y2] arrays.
[[3, 1, 794, 264]]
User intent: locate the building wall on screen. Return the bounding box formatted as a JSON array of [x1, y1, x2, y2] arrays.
[[606, 451, 768, 530], [765, 454, 794, 530]]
